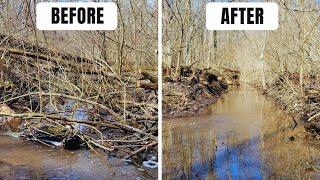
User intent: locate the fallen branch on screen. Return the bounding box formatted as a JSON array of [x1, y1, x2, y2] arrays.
[[82, 134, 114, 151], [123, 141, 157, 159]]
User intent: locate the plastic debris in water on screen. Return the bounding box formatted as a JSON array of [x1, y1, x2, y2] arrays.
[[49, 141, 63, 147], [73, 107, 89, 133], [62, 100, 90, 133], [63, 100, 75, 114], [123, 159, 132, 163], [42, 140, 63, 147], [44, 104, 59, 114], [142, 160, 158, 169]]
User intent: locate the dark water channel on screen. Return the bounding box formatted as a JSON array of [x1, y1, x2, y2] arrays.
[[0, 135, 156, 179], [163, 86, 320, 179]]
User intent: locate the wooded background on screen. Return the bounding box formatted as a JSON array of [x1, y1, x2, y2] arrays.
[[163, 0, 320, 88], [0, 0, 158, 117]]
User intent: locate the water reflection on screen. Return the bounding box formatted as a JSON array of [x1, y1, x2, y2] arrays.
[[163, 119, 216, 179], [163, 86, 320, 179]]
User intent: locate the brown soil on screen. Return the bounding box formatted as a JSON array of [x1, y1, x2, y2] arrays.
[[163, 68, 240, 118], [163, 80, 227, 118]]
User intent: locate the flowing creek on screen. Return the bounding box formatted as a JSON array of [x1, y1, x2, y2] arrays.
[[0, 135, 156, 179], [163, 86, 320, 179]]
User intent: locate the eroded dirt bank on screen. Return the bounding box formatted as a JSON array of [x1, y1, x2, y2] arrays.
[[163, 68, 239, 118], [163, 86, 320, 179]]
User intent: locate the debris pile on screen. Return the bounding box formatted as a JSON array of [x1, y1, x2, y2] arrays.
[[0, 34, 157, 159]]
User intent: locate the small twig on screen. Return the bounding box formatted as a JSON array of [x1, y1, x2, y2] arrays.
[[308, 112, 320, 122], [83, 134, 114, 151]]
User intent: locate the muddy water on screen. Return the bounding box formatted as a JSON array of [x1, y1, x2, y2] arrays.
[[163, 86, 320, 179], [0, 135, 156, 180]]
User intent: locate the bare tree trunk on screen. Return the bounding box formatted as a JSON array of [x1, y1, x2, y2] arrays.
[[260, 32, 267, 90]]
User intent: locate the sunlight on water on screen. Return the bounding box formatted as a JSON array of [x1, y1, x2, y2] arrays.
[[163, 86, 320, 179]]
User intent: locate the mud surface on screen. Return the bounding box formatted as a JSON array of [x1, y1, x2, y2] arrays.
[[163, 85, 320, 179], [163, 79, 228, 118], [0, 135, 157, 179]]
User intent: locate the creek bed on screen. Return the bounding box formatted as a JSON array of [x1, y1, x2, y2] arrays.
[[163, 85, 320, 179]]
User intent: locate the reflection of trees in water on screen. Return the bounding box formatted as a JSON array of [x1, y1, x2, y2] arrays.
[[214, 127, 263, 179], [261, 132, 317, 178], [261, 125, 320, 178], [164, 87, 320, 179], [163, 124, 216, 179], [259, 90, 320, 179]]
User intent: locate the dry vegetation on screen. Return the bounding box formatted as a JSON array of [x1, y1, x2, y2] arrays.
[[0, 0, 158, 159], [163, 0, 320, 137], [162, 0, 240, 116]]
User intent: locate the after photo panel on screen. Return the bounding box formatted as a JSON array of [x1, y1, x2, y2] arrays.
[[162, 0, 320, 179]]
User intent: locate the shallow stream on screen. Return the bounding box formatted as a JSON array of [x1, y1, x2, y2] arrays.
[[163, 86, 320, 179], [0, 135, 156, 179]]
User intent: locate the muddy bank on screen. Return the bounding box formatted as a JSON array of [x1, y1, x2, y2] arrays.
[[163, 68, 239, 118], [263, 75, 320, 143], [163, 79, 227, 118]]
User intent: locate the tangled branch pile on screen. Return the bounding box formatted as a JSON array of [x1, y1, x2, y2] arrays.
[[0, 34, 157, 158]]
